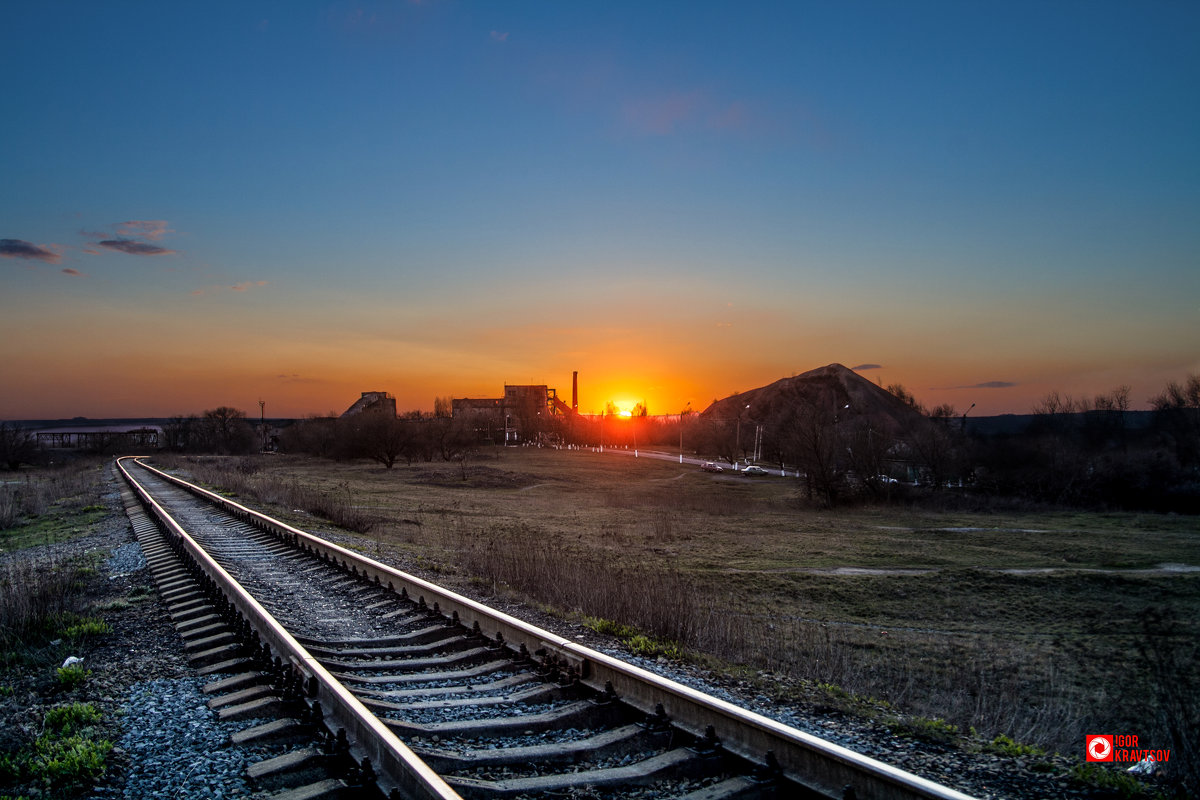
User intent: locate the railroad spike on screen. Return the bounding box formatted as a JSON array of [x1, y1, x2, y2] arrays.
[[558, 664, 579, 687], [691, 725, 722, 756], [593, 680, 618, 705], [358, 757, 376, 785], [754, 750, 782, 783], [334, 728, 350, 757]]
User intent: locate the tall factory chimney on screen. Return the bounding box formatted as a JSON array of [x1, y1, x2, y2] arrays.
[[572, 371, 578, 412]]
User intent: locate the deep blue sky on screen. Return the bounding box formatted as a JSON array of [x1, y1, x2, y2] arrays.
[[3, 2, 1198, 417]]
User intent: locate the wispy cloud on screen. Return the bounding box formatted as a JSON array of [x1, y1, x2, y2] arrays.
[[192, 280, 268, 296], [709, 101, 750, 132], [618, 90, 773, 139], [490, 30, 508, 42], [1, 238, 61, 264], [274, 373, 326, 385], [86, 220, 180, 256], [61, 268, 86, 277], [937, 380, 1017, 390], [622, 91, 704, 136], [98, 239, 178, 256], [852, 363, 882, 371], [116, 220, 174, 241]]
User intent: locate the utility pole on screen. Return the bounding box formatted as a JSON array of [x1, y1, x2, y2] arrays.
[[259, 399, 266, 452]]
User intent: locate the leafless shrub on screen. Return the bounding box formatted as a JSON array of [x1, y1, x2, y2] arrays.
[[428, 513, 1126, 755], [1137, 608, 1199, 797], [0, 555, 89, 656], [0, 462, 105, 531], [163, 456, 379, 534]]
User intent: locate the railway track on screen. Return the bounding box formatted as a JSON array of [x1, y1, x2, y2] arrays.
[[116, 456, 978, 800]]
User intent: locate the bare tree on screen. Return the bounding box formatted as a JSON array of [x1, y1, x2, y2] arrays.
[[440, 416, 478, 479], [0, 423, 36, 470], [199, 407, 257, 454], [162, 415, 200, 452], [1152, 374, 1200, 467], [278, 415, 339, 457], [350, 413, 411, 469], [844, 418, 896, 499], [908, 419, 962, 491], [777, 393, 848, 506], [886, 383, 924, 414], [694, 417, 739, 464]]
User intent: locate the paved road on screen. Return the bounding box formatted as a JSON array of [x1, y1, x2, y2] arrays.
[[566, 445, 796, 477]]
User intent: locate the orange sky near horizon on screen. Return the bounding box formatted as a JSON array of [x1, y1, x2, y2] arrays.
[[1, 285, 1192, 421]]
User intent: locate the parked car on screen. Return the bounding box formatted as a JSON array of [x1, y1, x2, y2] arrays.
[[701, 462, 723, 473], [742, 465, 768, 475]]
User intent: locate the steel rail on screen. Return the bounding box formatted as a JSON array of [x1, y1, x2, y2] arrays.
[[116, 457, 464, 800], [127, 457, 979, 800]]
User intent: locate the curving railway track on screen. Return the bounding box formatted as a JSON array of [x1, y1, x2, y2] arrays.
[[116, 456, 978, 800]]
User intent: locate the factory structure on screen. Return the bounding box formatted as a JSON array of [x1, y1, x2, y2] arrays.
[[452, 372, 579, 444], [336, 376, 583, 444], [339, 391, 397, 418]]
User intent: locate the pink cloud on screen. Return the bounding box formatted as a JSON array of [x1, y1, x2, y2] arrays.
[[61, 268, 86, 277], [490, 30, 509, 42], [98, 239, 177, 256], [621, 91, 704, 136], [193, 280, 268, 295], [116, 220, 174, 240], [83, 220, 180, 256], [709, 101, 750, 132]]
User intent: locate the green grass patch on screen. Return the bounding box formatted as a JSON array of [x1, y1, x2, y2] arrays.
[[584, 616, 640, 640], [43, 703, 102, 735], [0, 506, 107, 551], [54, 663, 90, 690], [59, 617, 110, 642], [0, 704, 112, 796], [984, 733, 1046, 758], [889, 715, 961, 744], [584, 617, 685, 660], [1068, 762, 1155, 798]]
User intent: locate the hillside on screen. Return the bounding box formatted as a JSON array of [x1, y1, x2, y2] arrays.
[[701, 363, 930, 437]]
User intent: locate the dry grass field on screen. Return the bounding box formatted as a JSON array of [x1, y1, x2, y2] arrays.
[[162, 447, 1200, 762]]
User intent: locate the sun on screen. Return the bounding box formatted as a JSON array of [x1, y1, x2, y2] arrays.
[[618, 408, 633, 418]]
